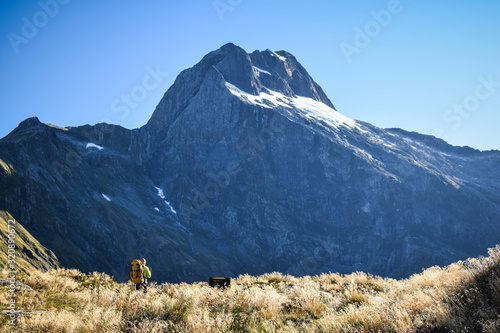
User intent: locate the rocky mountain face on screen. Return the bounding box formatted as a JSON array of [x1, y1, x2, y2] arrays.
[[1, 43, 500, 283]]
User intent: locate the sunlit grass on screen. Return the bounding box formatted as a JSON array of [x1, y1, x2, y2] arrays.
[[1, 246, 499, 332]]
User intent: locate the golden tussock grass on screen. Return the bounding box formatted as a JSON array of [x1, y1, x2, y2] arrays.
[[1, 245, 500, 332]]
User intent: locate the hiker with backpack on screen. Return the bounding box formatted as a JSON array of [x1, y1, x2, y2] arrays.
[[130, 258, 152, 293]]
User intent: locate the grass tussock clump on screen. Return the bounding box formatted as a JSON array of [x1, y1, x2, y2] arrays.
[[1, 245, 500, 332]]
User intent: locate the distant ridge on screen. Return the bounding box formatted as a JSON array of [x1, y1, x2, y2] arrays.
[[1, 43, 499, 283]]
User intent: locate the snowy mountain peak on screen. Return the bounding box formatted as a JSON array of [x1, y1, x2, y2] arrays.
[[3, 44, 500, 284], [224, 81, 359, 132], [145, 44, 334, 133]]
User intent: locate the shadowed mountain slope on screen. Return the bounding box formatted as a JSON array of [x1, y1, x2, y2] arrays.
[[1, 43, 499, 283]]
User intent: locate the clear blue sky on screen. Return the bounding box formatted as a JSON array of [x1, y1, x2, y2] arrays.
[[1, 0, 499, 150]]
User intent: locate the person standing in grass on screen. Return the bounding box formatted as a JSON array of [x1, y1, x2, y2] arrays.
[[138, 258, 152, 293], [131, 258, 152, 293]]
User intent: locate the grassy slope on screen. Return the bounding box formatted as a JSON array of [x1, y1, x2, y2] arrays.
[[0, 245, 499, 332], [0, 211, 61, 278]]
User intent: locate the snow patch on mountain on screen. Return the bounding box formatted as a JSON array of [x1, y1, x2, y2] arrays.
[[292, 95, 360, 131], [253, 66, 271, 75], [155, 186, 177, 214], [225, 82, 255, 98], [164, 201, 177, 214], [155, 186, 165, 199], [225, 82, 287, 108], [369, 135, 398, 150], [225, 82, 362, 131], [271, 51, 286, 62], [86, 143, 104, 150]]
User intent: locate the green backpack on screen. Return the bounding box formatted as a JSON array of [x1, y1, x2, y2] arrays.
[[130, 259, 145, 284]]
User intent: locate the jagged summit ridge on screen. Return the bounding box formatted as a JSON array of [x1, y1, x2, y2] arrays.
[[199, 43, 333, 106], [145, 43, 334, 134]]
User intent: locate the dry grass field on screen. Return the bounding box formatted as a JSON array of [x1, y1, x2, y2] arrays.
[[1, 245, 499, 332]]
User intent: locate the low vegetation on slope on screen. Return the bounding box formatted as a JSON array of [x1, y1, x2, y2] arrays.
[[1, 246, 499, 332], [0, 211, 60, 276]]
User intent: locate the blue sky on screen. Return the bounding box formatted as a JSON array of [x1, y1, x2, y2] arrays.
[[1, 0, 499, 150]]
